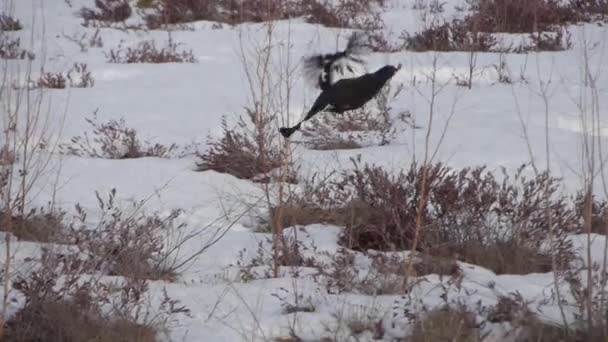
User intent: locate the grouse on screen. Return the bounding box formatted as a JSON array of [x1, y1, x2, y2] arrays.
[[279, 64, 401, 138], [280, 33, 401, 138]]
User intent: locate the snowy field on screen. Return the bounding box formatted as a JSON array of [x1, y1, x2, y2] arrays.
[[1, 0, 608, 341]]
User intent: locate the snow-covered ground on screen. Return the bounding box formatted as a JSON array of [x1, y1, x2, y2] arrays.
[[2, 0, 608, 341]]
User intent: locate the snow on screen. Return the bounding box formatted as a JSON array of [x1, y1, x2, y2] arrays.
[[1, 0, 608, 341]]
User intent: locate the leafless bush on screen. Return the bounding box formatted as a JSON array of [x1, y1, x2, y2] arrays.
[[5, 248, 189, 341], [0, 13, 22, 31], [465, 0, 573, 33], [276, 161, 576, 275], [570, 0, 608, 17], [69, 189, 185, 280], [60, 112, 179, 159], [136, 0, 156, 8], [493, 54, 513, 83], [36, 72, 67, 89], [322, 249, 461, 295], [107, 36, 196, 64], [143, 0, 386, 29], [62, 29, 104, 52], [196, 114, 294, 183], [67, 63, 95, 88], [573, 191, 608, 234], [483, 292, 601, 341], [529, 28, 573, 51], [564, 256, 608, 340], [79, 0, 132, 24], [32, 64, 94, 89], [0, 35, 35, 60], [0, 206, 67, 243], [404, 19, 497, 52], [408, 305, 481, 342]]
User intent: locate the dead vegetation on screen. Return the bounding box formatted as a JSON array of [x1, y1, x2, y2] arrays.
[[402, 0, 604, 52], [0, 35, 35, 60], [107, 36, 196, 63], [79, 0, 132, 24], [60, 111, 179, 159], [0, 13, 22, 31], [322, 249, 461, 295], [32, 64, 95, 89], [196, 113, 295, 183], [408, 305, 481, 342], [274, 161, 577, 275], [0, 207, 67, 243], [68, 189, 185, 281], [4, 247, 189, 342], [142, 0, 386, 30]]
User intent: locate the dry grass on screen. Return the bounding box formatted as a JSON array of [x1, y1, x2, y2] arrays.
[[4, 243, 189, 342], [69, 190, 184, 281], [107, 36, 196, 64], [321, 248, 461, 295], [0, 14, 22, 31], [275, 162, 576, 275], [143, 0, 386, 29], [465, 0, 572, 33], [34, 65, 95, 89], [404, 19, 498, 52], [60, 112, 179, 159], [4, 298, 157, 342], [0, 207, 67, 243], [0, 35, 35, 60], [196, 114, 295, 183], [36, 72, 67, 89], [408, 305, 481, 342], [79, 0, 132, 24]]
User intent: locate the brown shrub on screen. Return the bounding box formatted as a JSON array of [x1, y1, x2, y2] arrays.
[[0, 35, 35, 60], [197, 114, 294, 183], [404, 19, 497, 52], [574, 191, 608, 234], [60, 111, 179, 159], [317, 246, 461, 295], [107, 36, 196, 63], [408, 305, 481, 342], [36, 72, 67, 89], [465, 0, 573, 33], [276, 161, 576, 275], [0, 13, 23, 31], [67, 62, 95, 88], [143, 0, 386, 29], [5, 246, 189, 342], [0, 207, 67, 243], [69, 189, 184, 281], [62, 29, 104, 52], [570, 0, 608, 17], [4, 298, 157, 342], [79, 0, 132, 23], [484, 292, 603, 341]]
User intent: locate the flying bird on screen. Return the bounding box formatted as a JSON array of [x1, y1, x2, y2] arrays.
[[280, 33, 401, 138]]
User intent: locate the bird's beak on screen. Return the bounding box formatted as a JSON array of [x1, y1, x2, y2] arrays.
[[397, 63, 402, 70]]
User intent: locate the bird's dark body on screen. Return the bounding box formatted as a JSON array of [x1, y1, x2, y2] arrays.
[[318, 67, 397, 112], [279, 65, 400, 138], [279, 33, 401, 138]]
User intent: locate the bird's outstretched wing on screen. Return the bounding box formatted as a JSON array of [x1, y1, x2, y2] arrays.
[[302, 32, 371, 91]]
